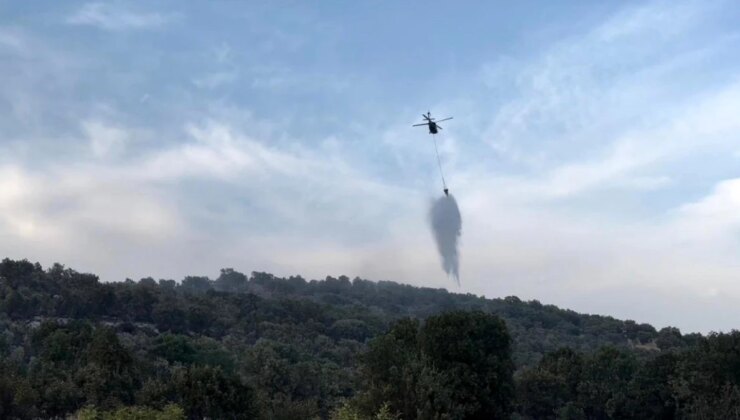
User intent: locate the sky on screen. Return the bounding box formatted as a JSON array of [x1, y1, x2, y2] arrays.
[[1, 1, 740, 333]]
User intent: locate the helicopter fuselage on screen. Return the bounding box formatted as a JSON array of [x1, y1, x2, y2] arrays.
[[428, 122, 439, 134]]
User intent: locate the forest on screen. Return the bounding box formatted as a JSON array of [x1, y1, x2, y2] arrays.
[[1, 258, 739, 419]]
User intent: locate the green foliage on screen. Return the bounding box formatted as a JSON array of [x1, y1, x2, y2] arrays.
[[75, 404, 185, 420], [671, 331, 740, 418], [330, 403, 364, 420], [174, 365, 259, 419], [360, 312, 514, 419], [374, 403, 401, 420], [421, 311, 514, 418], [151, 334, 198, 365], [214, 268, 248, 292], [330, 402, 399, 420], [330, 319, 372, 342], [1, 258, 739, 418]]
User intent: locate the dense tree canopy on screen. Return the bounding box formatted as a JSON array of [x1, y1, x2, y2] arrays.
[[0, 258, 738, 418], [358, 311, 514, 419]]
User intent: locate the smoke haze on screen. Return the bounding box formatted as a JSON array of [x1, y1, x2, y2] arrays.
[[429, 194, 462, 285]]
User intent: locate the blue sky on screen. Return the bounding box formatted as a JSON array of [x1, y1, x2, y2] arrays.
[[2, 1, 740, 332]]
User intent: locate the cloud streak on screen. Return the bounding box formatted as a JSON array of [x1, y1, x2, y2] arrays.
[[67, 3, 175, 31]]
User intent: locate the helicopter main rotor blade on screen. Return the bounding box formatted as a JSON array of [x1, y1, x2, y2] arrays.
[[412, 123, 428, 127], [436, 125, 443, 130], [435, 117, 453, 122]]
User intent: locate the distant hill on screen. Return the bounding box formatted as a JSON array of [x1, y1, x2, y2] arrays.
[[0, 259, 700, 366], [0, 258, 705, 418]]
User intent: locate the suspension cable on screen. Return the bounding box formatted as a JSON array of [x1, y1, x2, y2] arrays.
[[432, 133, 447, 191]]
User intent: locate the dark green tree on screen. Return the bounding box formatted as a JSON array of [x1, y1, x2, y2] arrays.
[[420, 310, 514, 419], [180, 276, 212, 293], [214, 269, 247, 293], [80, 327, 137, 409], [174, 365, 260, 419], [361, 311, 514, 419], [673, 331, 740, 418], [576, 347, 638, 418], [517, 348, 583, 419]]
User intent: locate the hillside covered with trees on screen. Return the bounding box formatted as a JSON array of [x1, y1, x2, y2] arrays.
[[1, 258, 738, 419]]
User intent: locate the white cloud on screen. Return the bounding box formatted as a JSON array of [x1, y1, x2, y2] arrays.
[[0, 166, 48, 239], [672, 178, 740, 245], [480, 0, 727, 171], [192, 71, 238, 89], [534, 82, 740, 198], [248, 66, 351, 92], [0, 117, 420, 283], [679, 179, 740, 223], [133, 122, 313, 182], [0, 28, 26, 51], [443, 173, 740, 332], [0, 28, 86, 128], [0, 165, 180, 241], [595, 0, 707, 42], [83, 120, 128, 158], [469, 0, 740, 201], [67, 3, 174, 31]]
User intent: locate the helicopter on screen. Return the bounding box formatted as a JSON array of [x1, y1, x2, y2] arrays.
[[413, 111, 453, 196], [413, 112, 453, 135]]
